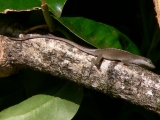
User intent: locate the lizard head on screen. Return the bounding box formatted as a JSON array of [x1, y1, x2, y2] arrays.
[[134, 58, 155, 69]]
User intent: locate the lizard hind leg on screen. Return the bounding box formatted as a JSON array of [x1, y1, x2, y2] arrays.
[[88, 54, 103, 77]]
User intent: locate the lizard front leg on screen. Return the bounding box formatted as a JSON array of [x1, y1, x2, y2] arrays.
[[91, 53, 103, 69]]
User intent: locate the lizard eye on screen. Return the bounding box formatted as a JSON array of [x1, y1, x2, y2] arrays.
[[147, 59, 152, 64]]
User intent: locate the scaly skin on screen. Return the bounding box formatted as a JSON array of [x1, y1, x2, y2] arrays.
[[9, 34, 155, 69]]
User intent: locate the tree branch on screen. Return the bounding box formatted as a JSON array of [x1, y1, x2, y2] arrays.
[[0, 34, 160, 114]]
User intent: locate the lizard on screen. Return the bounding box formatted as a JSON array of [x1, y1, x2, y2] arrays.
[[9, 34, 155, 69]]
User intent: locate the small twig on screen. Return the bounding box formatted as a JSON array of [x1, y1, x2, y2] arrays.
[[24, 24, 48, 33], [41, 0, 55, 32]]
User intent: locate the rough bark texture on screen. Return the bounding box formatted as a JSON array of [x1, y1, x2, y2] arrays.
[[0, 34, 160, 114], [153, 0, 160, 27]]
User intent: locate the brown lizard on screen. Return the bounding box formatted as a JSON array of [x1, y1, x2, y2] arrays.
[[9, 34, 155, 69]]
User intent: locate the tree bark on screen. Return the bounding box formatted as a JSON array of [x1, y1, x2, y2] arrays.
[[153, 0, 160, 27], [0, 34, 160, 114]]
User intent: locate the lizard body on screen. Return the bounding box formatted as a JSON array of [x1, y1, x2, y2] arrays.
[[10, 34, 155, 69]]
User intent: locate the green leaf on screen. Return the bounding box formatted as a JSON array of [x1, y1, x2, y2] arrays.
[[54, 17, 140, 54], [0, 0, 66, 17], [46, 0, 67, 17], [0, 82, 83, 120], [0, 0, 41, 13]]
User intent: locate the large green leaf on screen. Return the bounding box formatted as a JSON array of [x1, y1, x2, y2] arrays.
[[46, 0, 67, 17], [0, 0, 66, 17], [0, 82, 83, 120], [0, 0, 41, 12], [54, 17, 140, 54]]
